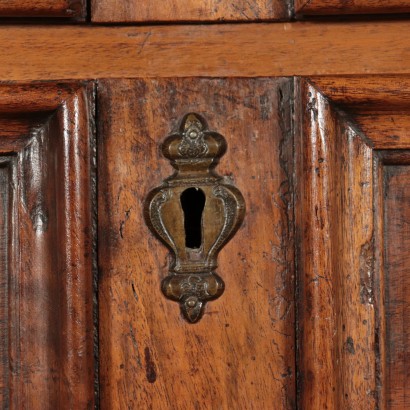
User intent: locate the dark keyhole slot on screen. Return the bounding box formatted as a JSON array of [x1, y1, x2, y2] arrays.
[[180, 187, 206, 249]]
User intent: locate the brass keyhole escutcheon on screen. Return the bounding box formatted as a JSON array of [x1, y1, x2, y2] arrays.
[[144, 113, 245, 323]]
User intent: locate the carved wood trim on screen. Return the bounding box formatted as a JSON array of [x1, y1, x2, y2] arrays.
[[296, 78, 376, 409], [0, 82, 95, 409], [296, 76, 410, 409]]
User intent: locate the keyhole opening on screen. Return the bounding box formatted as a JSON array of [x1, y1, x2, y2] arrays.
[[180, 187, 206, 249]]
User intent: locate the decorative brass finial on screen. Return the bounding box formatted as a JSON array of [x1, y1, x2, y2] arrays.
[[145, 113, 245, 323]]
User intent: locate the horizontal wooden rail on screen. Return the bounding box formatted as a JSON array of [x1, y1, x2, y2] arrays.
[[2, 21, 410, 80]]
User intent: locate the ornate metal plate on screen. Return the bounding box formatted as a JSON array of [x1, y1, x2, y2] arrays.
[[145, 113, 245, 323]]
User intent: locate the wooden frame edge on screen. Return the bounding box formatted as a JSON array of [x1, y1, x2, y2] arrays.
[[0, 82, 95, 408]]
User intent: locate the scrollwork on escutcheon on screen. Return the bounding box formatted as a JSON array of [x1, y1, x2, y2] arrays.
[[144, 113, 245, 323]]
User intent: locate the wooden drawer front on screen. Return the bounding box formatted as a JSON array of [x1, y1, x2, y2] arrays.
[[0, 0, 85, 18], [91, 0, 290, 22], [296, 0, 410, 16]]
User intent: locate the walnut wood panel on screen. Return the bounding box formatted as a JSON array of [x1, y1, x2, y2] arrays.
[[0, 0, 85, 18], [0, 83, 94, 409], [98, 78, 295, 409], [297, 76, 410, 409], [383, 163, 410, 409], [2, 22, 410, 80], [92, 0, 289, 22], [296, 0, 410, 15]]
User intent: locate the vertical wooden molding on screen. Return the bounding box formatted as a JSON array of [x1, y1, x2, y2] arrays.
[[0, 83, 94, 409], [56, 86, 95, 408], [373, 153, 386, 410], [0, 157, 14, 406], [296, 78, 377, 409], [295, 79, 337, 409]]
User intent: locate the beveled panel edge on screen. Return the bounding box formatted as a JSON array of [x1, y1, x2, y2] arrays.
[[0, 82, 95, 408], [308, 76, 410, 149], [295, 77, 380, 409]]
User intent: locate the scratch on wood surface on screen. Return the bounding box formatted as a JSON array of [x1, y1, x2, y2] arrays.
[[136, 32, 152, 56], [359, 238, 374, 305]]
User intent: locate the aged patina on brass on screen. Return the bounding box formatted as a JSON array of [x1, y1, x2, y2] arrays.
[[145, 113, 245, 323]]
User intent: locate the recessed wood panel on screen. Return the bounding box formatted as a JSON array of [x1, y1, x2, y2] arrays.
[[296, 0, 410, 15], [98, 78, 295, 409], [0, 83, 95, 409], [92, 0, 289, 23], [297, 76, 410, 410], [384, 165, 410, 409], [0, 0, 85, 18]]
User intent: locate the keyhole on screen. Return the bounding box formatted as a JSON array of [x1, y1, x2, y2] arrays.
[[180, 187, 206, 249]]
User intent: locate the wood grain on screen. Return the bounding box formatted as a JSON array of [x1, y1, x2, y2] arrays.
[[0, 0, 85, 18], [309, 76, 410, 112], [297, 76, 410, 409], [98, 78, 295, 409], [296, 78, 377, 409], [0, 83, 94, 409], [1, 22, 410, 80], [384, 164, 410, 409], [310, 76, 410, 149], [350, 115, 410, 150], [92, 0, 290, 22], [0, 159, 11, 408], [296, 0, 410, 15]]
